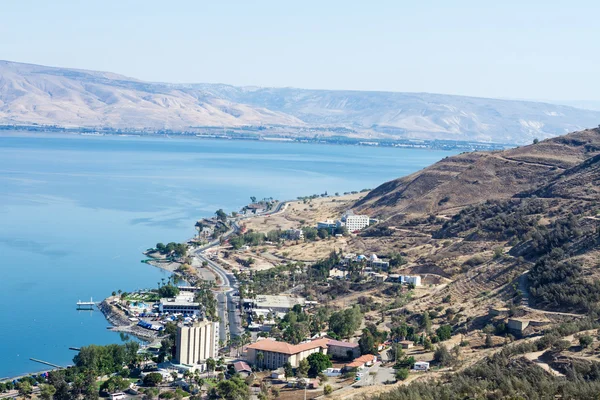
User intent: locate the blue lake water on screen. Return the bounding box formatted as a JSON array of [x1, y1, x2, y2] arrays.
[[0, 133, 456, 378]]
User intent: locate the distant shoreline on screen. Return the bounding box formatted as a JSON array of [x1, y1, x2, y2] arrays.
[[0, 125, 515, 152]]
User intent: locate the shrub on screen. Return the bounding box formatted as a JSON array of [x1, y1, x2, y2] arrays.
[[395, 368, 409, 381]]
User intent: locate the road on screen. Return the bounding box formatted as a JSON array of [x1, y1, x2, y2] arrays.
[[191, 201, 287, 345]]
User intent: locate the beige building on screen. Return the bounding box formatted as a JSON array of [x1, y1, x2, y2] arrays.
[[176, 320, 219, 369], [246, 338, 329, 369]]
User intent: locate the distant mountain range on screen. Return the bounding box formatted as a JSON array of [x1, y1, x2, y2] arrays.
[[1, 60, 599, 144]]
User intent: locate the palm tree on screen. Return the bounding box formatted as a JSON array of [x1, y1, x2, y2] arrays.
[[256, 351, 265, 370]]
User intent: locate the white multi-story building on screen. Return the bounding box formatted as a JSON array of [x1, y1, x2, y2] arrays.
[[176, 320, 219, 369], [159, 293, 201, 316], [344, 215, 370, 232]]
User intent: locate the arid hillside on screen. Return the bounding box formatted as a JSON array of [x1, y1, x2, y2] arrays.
[[355, 127, 600, 217]]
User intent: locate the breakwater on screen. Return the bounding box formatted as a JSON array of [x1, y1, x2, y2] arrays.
[[98, 300, 159, 340]]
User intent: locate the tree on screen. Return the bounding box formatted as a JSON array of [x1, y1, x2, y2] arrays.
[[533, 138, 539, 144], [485, 333, 494, 348], [255, 352, 264, 369], [359, 329, 377, 355], [39, 384, 56, 400], [250, 196, 257, 203], [143, 372, 163, 386], [307, 352, 332, 377], [101, 375, 130, 393], [395, 368, 409, 381], [436, 325, 452, 341], [158, 284, 180, 298], [207, 357, 217, 376], [17, 381, 33, 398], [329, 306, 363, 338], [317, 228, 330, 239], [283, 362, 293, 380], [215, 209, 228, 222], [297, 359, 309, 378], [271, 387, 280, 398], [579, 335, 593, 348], [421, 311, 432, 333], [214, 376, 250, 400], [433, 344, 455, 367], [324, 384, 333, 395]]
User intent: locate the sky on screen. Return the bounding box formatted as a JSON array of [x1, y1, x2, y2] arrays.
[[2, 0, 599, 102]]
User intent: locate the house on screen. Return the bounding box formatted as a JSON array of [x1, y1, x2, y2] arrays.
[[345, 354, 376, 370], [413, 361, 430, 371], [270, 368, 286, 380], [369, 254, 390, 270], [323, 368, 342, 377], [246, 338, 329, 369], [326, 339, 360, 360], [399, 340, 414, 349], [286, 229, 304, 240], [386, 274, 422, 286], [233, 361, 252, 377], [317, 219, 340, 232], [507, 318, 530, 334]]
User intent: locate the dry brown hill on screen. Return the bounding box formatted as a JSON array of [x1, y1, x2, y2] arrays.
[[354, 127, 600, 217]]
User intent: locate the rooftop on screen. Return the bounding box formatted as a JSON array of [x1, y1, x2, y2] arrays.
[[252, 295, 306, 309], [327, 339, 359, 349], [247, 338, 329, 355], [233, 361, 252, 373]]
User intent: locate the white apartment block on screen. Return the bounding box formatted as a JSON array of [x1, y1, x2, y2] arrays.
[[176, 320, 219, 368], [344, 215, 370, 232]]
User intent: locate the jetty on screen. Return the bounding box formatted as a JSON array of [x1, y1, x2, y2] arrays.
[[76, 298, 97, 310], [30, 358, 63, 369]]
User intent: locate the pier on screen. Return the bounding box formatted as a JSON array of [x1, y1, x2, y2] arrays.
[[29, 358, 63, 369], [76, 298, 97, 310]]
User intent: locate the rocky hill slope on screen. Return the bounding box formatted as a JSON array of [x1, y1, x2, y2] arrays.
[[354, 127, 600, 315], [2, 60, 600, 144], [355, 128, 600, 216]]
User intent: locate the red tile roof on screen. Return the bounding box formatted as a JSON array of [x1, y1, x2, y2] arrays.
[[247, 338, 329, 355], [346, 354, 375, 368], [233, 361, 252, 373]]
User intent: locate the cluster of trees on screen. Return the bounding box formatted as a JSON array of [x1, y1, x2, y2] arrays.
[[3, 342, 144, 400], [529, 248, 600, 313], [155, 242, 188, 258], [74, 342, 140, 375], [435, 198, 547, 241], [158, 283, 180, 298], [194, 282, 219, 321], [229, 229, 284, 249], [329, 306, 363, 338], [269, 305, 330, 344], [359, 323, 388, 354], [377, 344, 600, 400], [310, 251, 341, 280], [521, 212, 583, 258]]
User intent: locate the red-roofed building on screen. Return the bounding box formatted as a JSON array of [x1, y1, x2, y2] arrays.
[[246, 338, 329, 369], [233, 361, 252, 377], [345, 354, 377, 369]]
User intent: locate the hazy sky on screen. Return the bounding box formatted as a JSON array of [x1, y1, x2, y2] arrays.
[[2, 0, 599, 101]]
